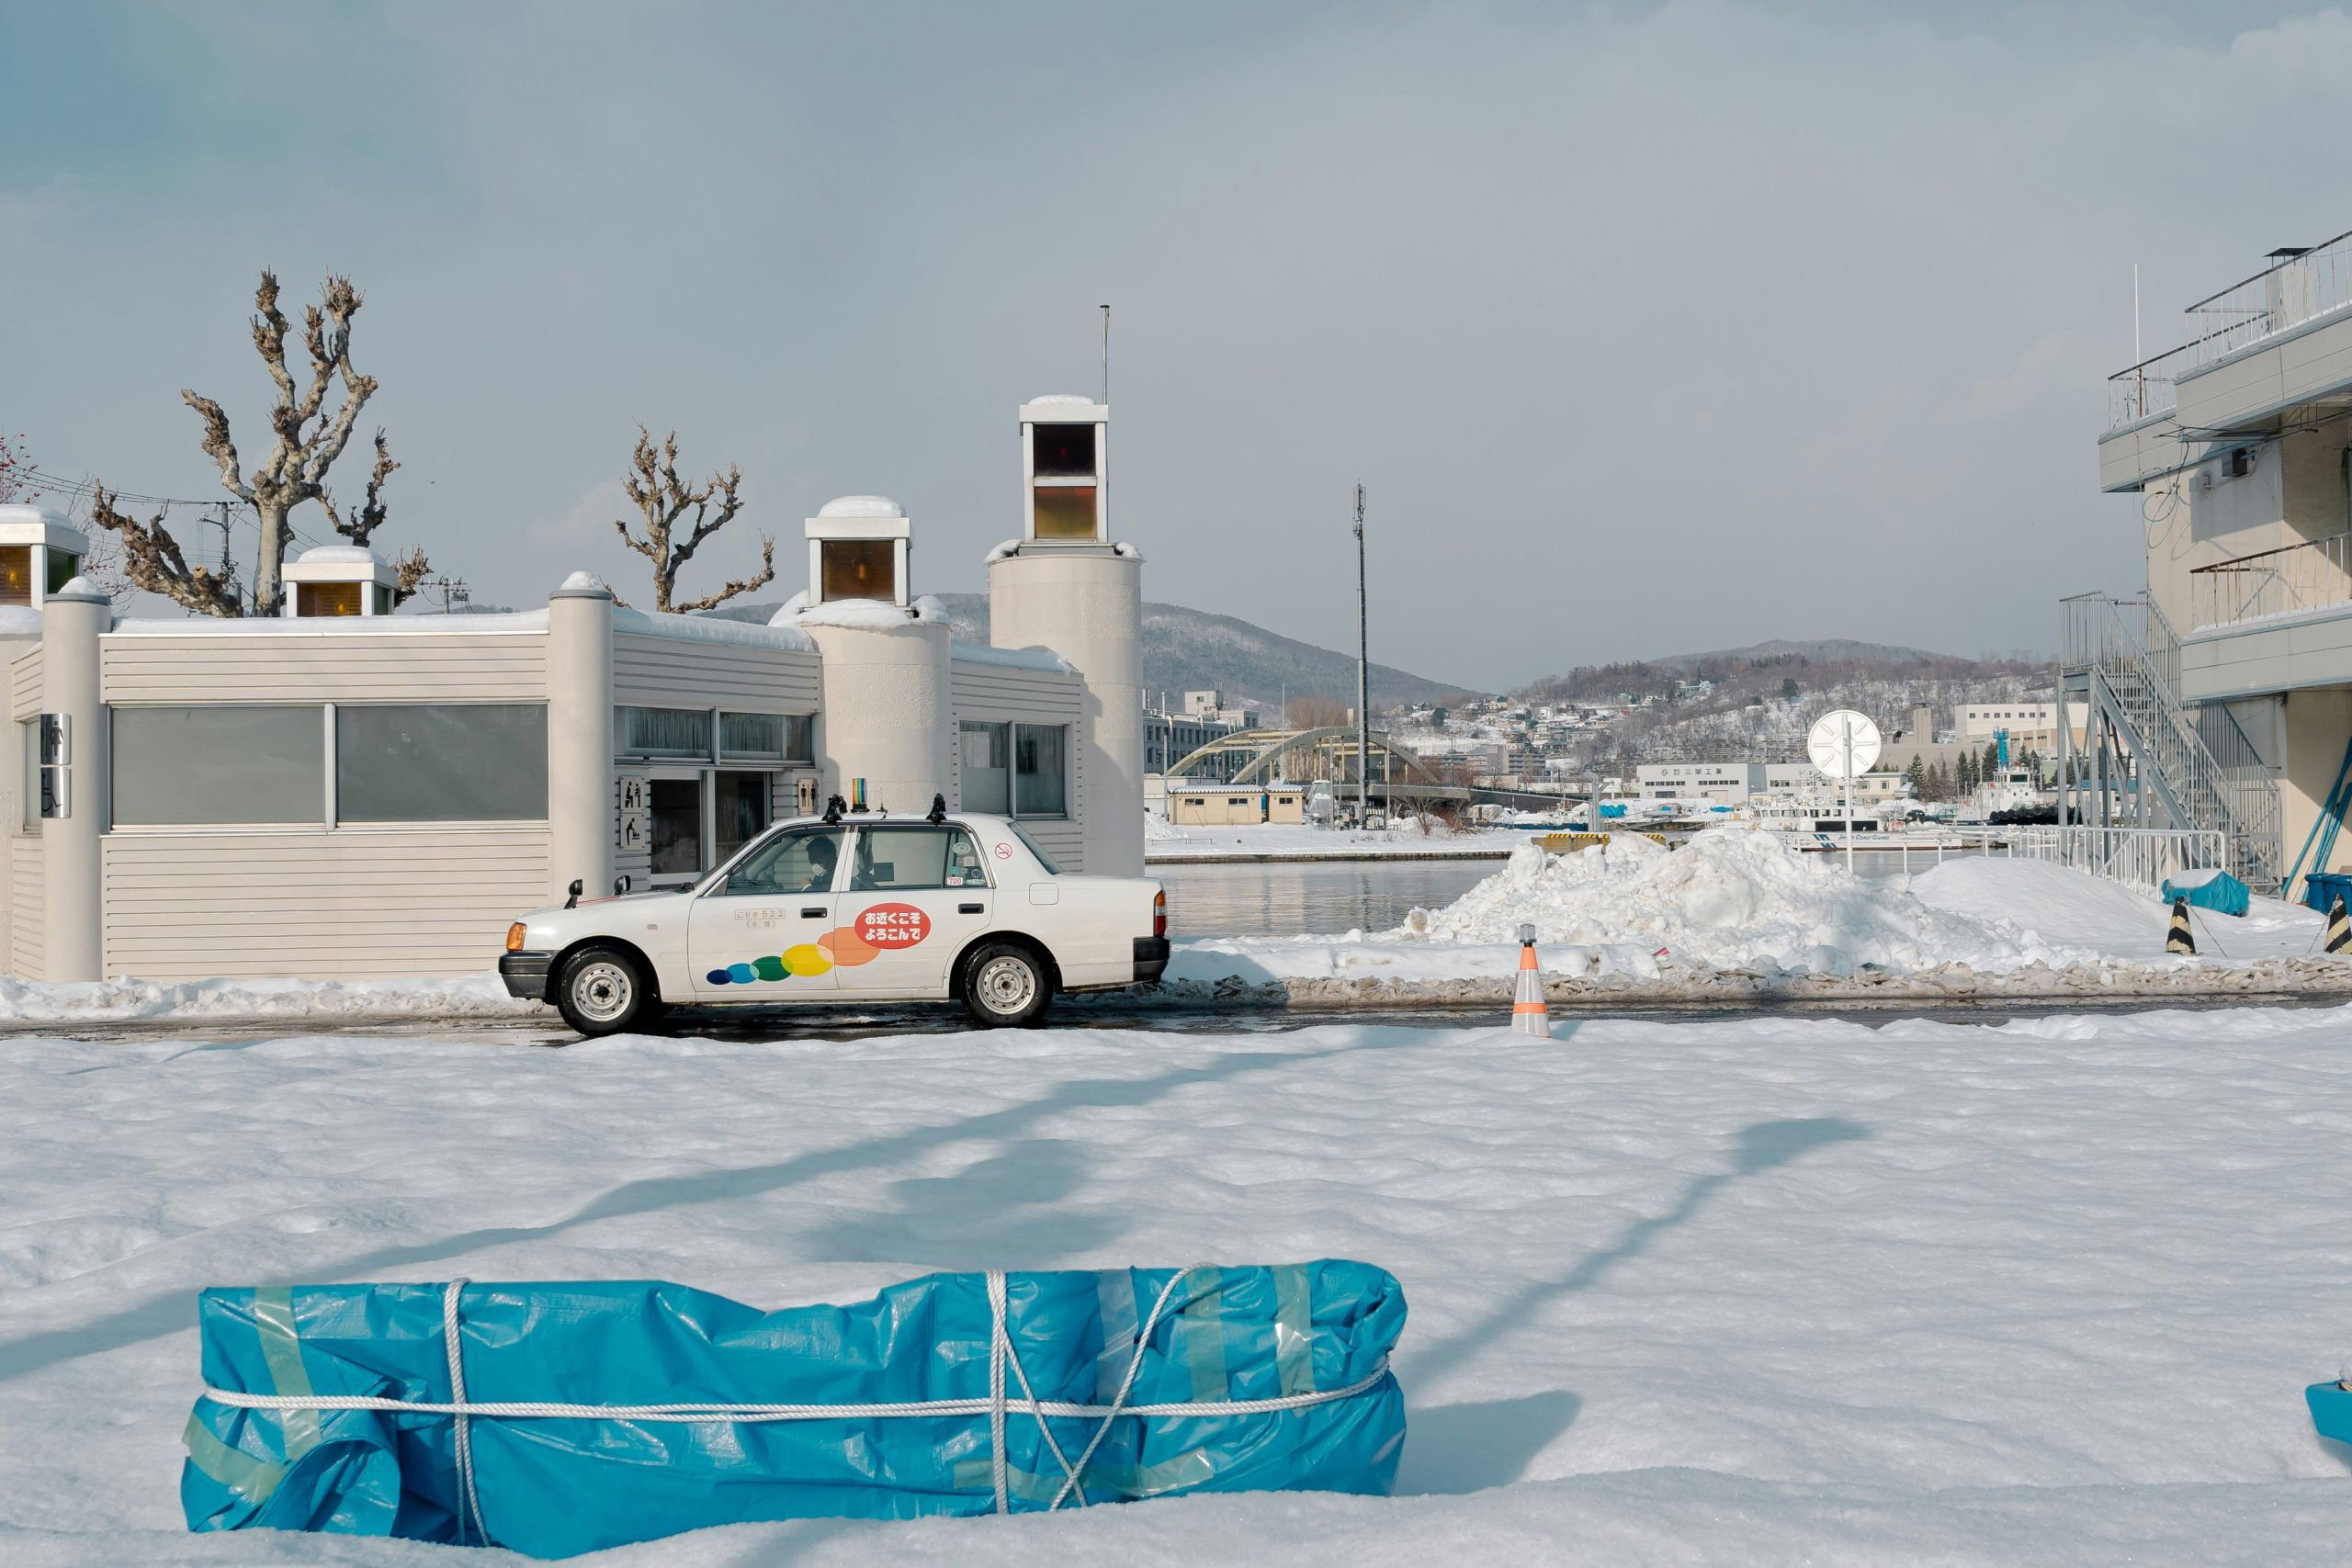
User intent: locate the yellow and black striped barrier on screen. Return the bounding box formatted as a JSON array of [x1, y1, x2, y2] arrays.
[[2328, 896, 2351, 954], [2165, 897, 2197, 955]]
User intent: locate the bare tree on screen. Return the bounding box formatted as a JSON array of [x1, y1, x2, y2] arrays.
[[0, 431, 37, 503], [86, 486, 240, 616], [613, 427, 775, 613], [88, 271, 396, 616]]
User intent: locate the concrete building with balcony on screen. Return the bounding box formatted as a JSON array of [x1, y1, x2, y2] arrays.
[[2079, 230, 2352, 896]]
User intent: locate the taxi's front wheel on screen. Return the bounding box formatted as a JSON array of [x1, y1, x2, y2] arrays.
[[555, 945, 655, 1036], [959, 942, 1051, 1028]]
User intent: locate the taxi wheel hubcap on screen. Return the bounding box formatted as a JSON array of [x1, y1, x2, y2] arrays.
[[573, 960, 634, 1022], [976, 956, 1036, 1014]]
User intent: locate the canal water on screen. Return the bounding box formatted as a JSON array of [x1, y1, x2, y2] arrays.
[[1156, 858, 1500, 938], [1153, 842, 2018, 939]]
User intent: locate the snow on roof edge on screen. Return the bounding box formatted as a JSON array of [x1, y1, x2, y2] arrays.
[[614, 606, 818, 652], [952, 640, 1073, 674]]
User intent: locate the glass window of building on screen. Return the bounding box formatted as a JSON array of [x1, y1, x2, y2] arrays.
[[715, 770, 771, 863], [335, 705, 548, 821], [649, 778, 702, 877], [719, 712, 813, 763], [0, 547, 31, 607], [820, 539, 894, 601], [959, 721, 1011, 812], [44, 551, 78, 595], [112, 705, 326, 825], [616, 706, 713, 760], [1014, 723, 1069, 816], [298, 581, 363, 617]]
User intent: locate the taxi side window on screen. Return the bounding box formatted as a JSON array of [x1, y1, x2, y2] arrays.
[[716, 828, 843, 897], [850, 826, 989, 892]]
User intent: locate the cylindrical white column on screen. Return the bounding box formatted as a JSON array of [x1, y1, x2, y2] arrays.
[[547, 574, 616, 903], [41, 581, 110, 981], [0, 627, 38, 976], [805, 616, 952, 818], [989, 545, 1144, 875]]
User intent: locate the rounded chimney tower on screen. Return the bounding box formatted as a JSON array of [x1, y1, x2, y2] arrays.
[[986, 395, 1144, 875]]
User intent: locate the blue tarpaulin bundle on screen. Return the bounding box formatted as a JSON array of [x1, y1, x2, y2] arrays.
[[2309, 1379, 2352, 1446], [2161, 868, 2251, 917], [183, 1263, 1406, 1558]]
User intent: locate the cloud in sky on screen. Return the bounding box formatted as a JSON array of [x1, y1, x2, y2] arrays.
[[6, 1, 2352, 687]]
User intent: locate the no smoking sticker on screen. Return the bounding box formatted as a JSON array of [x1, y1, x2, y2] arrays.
[[992, 842, 1012, 859]]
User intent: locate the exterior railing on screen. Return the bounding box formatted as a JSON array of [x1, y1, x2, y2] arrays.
[[2188, 529, 2352, 628], [2002, 825, 2227, 895], [2060, 593, 2283, 889], [2105, 342, 2189, 429], [2183, 229, 2352, 370], [2102, 230, 2352, 431]]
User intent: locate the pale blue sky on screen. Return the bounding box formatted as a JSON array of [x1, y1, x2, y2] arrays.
[[6, 1, 2348, 688]]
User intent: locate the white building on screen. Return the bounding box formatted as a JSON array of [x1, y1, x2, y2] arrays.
[[1958, 702, 2086, 755], [0, 394, 1145, 982], [1635, 762, 1764, 802], [2086, 225, 2352, 894]]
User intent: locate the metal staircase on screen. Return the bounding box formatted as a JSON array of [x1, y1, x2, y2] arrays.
[[2060, 594, 2284, 891]]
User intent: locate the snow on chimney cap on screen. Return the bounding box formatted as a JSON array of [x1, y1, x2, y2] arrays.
[[1027, 393, 1095, 406], [293, 544, 379, 566], [818, 495, 904, 518]]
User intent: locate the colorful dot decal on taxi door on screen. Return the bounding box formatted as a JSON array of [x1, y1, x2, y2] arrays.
[[707, 903, 933, 985]]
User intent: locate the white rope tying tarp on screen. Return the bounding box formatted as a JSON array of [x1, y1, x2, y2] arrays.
[[200, 1267, 1388, 1527]]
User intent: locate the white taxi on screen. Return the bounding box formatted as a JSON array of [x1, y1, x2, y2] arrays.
[[500, 802, 1170, 1035]]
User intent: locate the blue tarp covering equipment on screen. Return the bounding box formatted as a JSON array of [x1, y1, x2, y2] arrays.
[[2308, 1379, 2352, 1447], [2160, 867, 2251, 917], [183, 1263, 1406, 1557], [2302, 871, 2352, 916]]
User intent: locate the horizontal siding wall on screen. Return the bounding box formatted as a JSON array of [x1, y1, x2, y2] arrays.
[[12, 645, 41, 720], [613, 635, 820, 710], [102, 633, 548, 704], [951, 660, 1087, 872], [11, 837, 40, 979], [102, 829, 549, 980]]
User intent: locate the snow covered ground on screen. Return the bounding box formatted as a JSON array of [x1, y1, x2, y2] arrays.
[[1161, 836, 2343, 1004], [1147, 820, 1518, 861], [5, 1009, 2352, 1563]]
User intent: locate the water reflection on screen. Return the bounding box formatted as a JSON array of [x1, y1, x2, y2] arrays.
[[1155, 859, 1498, 938]]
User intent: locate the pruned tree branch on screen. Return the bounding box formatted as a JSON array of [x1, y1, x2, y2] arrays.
[[387, 544, 433, 606], [320, 431, 398, 546], [178, 269, 386, 615], [85, 483, 241, 617], [613, 427, 773, 613]]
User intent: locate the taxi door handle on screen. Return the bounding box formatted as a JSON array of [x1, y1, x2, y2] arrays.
[[958, 903, 984, 914], [801, 907, 826, 919]]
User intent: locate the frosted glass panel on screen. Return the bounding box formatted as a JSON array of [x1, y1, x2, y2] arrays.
[[112, 705, 323, 825], [1031, 487, 1096, 540], [960, 722, 1009, 812], [337, 705, 547, 822]]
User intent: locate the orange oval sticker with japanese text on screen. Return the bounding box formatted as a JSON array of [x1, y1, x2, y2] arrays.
[[855, 902, 931, 949]]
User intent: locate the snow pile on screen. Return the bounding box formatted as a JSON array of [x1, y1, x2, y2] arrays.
[[8, 1010, 2352, 1562], [1397, 828, 2084, 974], [0, 972, 536, 1024]]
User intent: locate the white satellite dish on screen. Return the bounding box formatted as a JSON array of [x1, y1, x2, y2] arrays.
[[1807, 710, 1883, 780]]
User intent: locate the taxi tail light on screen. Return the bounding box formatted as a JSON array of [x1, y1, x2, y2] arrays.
[[1152, 889, 1168, 939], [506, 922, 527, 953]]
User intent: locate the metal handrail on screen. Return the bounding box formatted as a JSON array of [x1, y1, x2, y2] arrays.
[[2188, 529, 2352, 628], [2103, 229, 2352, 430], [2060, 594, 2283, 889]]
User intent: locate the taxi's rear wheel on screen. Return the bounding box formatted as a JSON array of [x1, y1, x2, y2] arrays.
[[555, 945, 654, 1036], [960, 942, 1051, 1028]]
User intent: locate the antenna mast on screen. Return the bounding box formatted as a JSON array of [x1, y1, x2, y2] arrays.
[[1354, 483, 1370, 829], [1100, 304, 1110, 405]]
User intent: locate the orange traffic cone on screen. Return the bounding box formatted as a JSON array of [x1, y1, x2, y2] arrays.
[[1511, 922, 1551, 1038]]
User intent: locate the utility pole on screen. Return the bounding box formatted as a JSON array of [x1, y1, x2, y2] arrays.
[[1354, 483, 1370, 829]]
